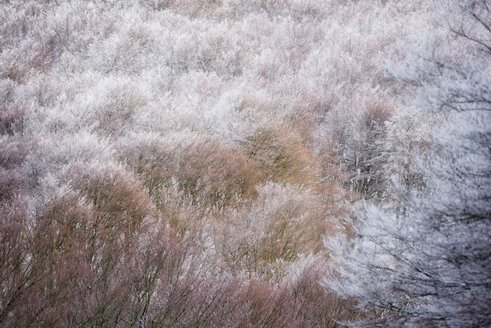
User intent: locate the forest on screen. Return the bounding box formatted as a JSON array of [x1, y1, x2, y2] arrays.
[[0, 0, 489, 327]]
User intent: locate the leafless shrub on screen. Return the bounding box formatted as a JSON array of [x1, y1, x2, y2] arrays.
[[242, 127, 321, 188], [120, 135, 262, 213]]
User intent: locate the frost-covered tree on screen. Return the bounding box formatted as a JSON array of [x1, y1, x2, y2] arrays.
[[5, 0, 488, 326], [325, 1, 491, 327]]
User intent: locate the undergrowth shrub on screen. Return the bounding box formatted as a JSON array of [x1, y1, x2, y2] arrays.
[[242, 127, 321, 187], [212, 183, 331, 281], [120, 133, 262, 214]]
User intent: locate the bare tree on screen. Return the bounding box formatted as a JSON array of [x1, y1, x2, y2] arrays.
[[324, 1, 491, 326]]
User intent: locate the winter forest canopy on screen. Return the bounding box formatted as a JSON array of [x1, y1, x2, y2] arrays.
[[0, 0, 490, 327]]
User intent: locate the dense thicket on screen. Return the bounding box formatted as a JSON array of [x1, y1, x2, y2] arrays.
[[0, 0, 489, 327]]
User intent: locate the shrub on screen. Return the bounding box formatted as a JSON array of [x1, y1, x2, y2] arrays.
[[120, 133, 262, 214], [211, 183, 332, 281], [242, 127, 321, 188]]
